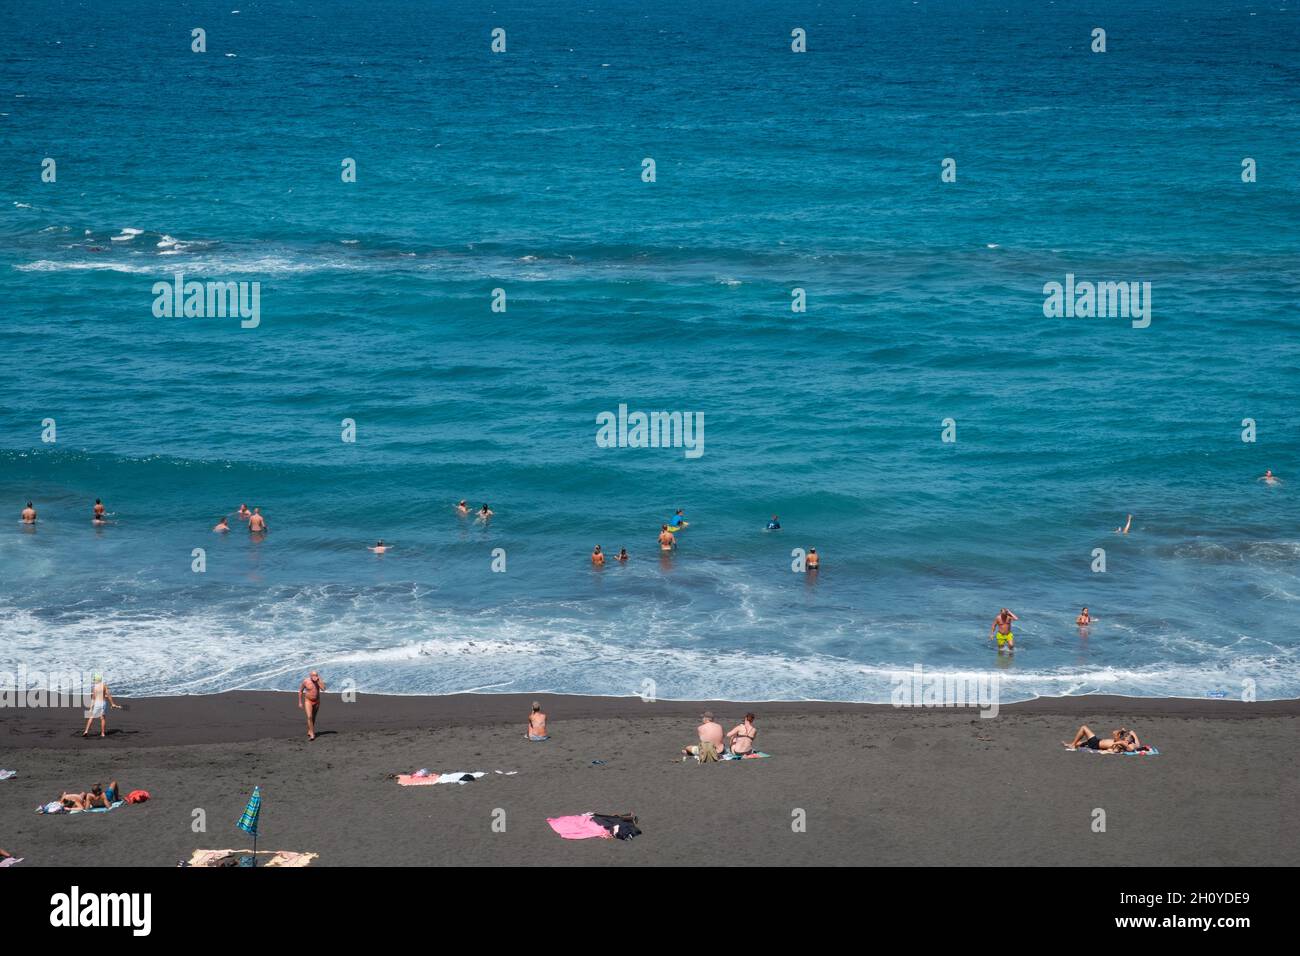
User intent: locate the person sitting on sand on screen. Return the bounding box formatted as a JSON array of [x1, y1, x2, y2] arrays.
[[213, 516, 230, 532], [1076, 607, 1096, 626], [369, 540, 389, 553], [82, 675, 121, 738], [21, 501, 37, 524], [248, 507, 268, 533], [991, 608, 1018, 651], [682, 711, 725, 761], [591, 544, 605, 566], [1063, 725, 1142, 752], [86, 780, 120, 809], [298, 671, 325, 740], [616, 548, 629, 562], [726, 713, 758, 755], [1114, 514, 1132, 534], [658, 525, 675, 552], [526, 701, 549, 740], [766, 515, 781, 530]]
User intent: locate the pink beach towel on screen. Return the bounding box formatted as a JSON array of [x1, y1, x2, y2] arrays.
[[396, 774, 442, 786], [547, 814, 611, 840]]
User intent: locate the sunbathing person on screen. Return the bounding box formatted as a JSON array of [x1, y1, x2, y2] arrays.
[[681, 711, 725, 760], [526, 701, 548, 740], [58, 792, 90, 810], [726, 713, 758, 755], [1063, 725, 1140, 752], [85, 780, 120, 808]]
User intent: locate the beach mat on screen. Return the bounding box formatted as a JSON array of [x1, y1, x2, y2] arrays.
[[184, 849, 317, 868], [36, 799, 124, 814], [0, 857, 22, 867], [395, 770, 516, 785], [1070, 747, 1160, 756]]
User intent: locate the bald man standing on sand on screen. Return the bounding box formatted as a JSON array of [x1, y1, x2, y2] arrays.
[[298, 671, 325, 740]]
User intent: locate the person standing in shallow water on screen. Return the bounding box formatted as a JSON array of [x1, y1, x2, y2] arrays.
[[298, 671, 325, 740]]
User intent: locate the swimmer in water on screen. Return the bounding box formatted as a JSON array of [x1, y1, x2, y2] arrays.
[[668, 509, 686, 529], [21, 501, 37, 524], [248, 507, 267, 533], [766, 514, 781, 530], [1260, 470, 1281, 485], [369, 540, 389, 553], [1114, 514, 1132, 534], [237, 504, 251, 521], [806, 548, 820, 570], [93, 499, 106, 519], [477, 503, 493, 521], [456, 500, 469, 515], [616, 548, 629, 562], [213, 517, 230, 533], [591, 544, 605, 566], [1075, 607, 1096, 626], [658, 524, 676, 552], [91, 513, 110, 526]]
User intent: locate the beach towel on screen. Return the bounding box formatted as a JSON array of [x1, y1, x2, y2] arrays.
[[547, 814, 612, 840], [184, 849, 317, 868], [722, 751, 770, 760], [1070, 747, 1160, 756], [0, 857, 22, 867], [0, 769, 17, 780], [36, 800, 124, 814], [395, 770, 515, 785]]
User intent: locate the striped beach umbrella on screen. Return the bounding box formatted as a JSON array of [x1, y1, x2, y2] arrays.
[[236, 786, 261, 865]]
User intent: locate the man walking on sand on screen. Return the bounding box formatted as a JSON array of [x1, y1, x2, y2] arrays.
[[298, 670, 326, 740]]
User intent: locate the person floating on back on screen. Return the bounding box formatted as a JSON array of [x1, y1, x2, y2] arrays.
[[526, 701, 549, 740], [991, 608, 1017, 652], [299, 670, 325, 740]]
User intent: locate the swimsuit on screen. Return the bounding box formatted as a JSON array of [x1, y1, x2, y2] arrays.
[[996, 631, 1013, 646], [1081, 735, 1101, 750]]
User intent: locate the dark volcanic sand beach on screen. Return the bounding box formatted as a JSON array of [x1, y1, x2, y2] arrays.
[[1, 693, 1296, 866]]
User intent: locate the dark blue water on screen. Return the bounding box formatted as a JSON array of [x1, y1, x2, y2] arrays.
[[2, 0, 1298, 701]]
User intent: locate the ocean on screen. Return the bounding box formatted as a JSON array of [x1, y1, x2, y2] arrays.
[[2, 0, 1297, 702]]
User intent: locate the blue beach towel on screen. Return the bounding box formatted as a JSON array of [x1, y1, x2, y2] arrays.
[[721, 751, 771, 760], [1071, 747, 1159, 756]]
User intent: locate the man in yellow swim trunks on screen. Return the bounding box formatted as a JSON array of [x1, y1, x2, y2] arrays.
[[991, 608, 1018, 652]]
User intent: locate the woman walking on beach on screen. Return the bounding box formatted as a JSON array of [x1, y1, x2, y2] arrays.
[[82, 674, 121, 738]]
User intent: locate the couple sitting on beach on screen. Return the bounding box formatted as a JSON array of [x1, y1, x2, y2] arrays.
[[681, 711, 758, 762], [1063, 724, 1151, 753]]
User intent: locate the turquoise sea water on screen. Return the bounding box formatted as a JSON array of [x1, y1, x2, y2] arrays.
[[2, 0, 1298, 701]]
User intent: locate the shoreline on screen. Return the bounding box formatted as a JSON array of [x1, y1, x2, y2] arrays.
[[4, 689, 1296, 749]]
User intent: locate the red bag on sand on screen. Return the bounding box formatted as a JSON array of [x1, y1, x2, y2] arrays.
[[125, 790, 150, 804]]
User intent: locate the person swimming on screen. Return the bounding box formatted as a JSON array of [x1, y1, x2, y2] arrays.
[[766, 515, 781, 530], [1260, 469, 1281, 485], [806, 548, 819, 570], [456, 500, 470, 515], [213, 516, 230, 532], [369, 540, 389, 553], [591, 544, 605, 566], [93, 499, 106, 519], [1076, 607, 1096, 626], [616, 548, 629, 562], [658, 525, 676, 552], [1114, 514, 1132, 534], [477, 503, 493, 521], [668, 509, 686, 528], [237, 504, 251, 521], [20, 501, 37, 524], [247, 507, 267, 533]]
